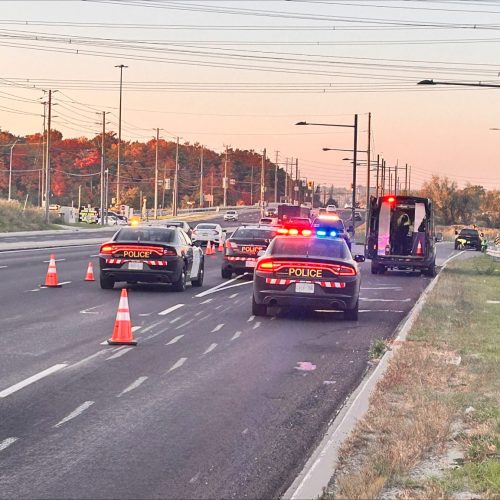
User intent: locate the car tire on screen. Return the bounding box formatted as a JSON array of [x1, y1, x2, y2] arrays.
[[100, 273, 115, 289], [371, 262, 382, 274], [344, 299, 359, 321], [221, 268, 233, 279], [476, 246, 482, 252], [191, 261, 204, 287], [252, 295, 267, 317], [171, 267, 187, 292], [423, 263, 436, 277]]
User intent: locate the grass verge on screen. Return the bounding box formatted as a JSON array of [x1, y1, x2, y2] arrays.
[[0, 200, 61, 232], [324, 254, 500, 499]]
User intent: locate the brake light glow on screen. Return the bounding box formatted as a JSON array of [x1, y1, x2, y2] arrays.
[[277, 228, 289, 235], [256, 259, 356, 276], [225, 240, 238, 249], [256, 259, 277, 272], [163, 248, 177, 256], [388, 196, 395, 203], [277, 228, 312, 236], [289, 228, 299, 235], [100, 244, 115, 254]]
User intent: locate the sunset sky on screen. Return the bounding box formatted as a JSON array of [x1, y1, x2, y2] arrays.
[[0, 0, 499, 190]]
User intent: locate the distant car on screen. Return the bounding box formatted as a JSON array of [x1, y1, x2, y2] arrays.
[[222, 225, 278, 278], [259, 217, 279, 226], [192, 223, 224, 246], [313, 215, 352, 250], [98, 226, 204, 291], [252, 235, 364, 319], [165, 220, 192, 238], [106, 214, 128, 226], [454, 228, 481, 251], [224, 210, 239, 222], [265, 207, 278, 217], [326, 205, 337, 213]]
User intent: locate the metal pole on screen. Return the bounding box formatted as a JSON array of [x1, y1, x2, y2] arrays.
[[100, 112, 106, 226], [260, 148, 266, 217], [115, 64, 127, 205], [408, 165, 411, 194], [44, 90, 52, 223], [394, 161, 398, 195], [223, 145, 228, 207], [351, 114, 358, 237], [41, 101, 46, 207], [375, 154, 380, 198], [173, 137, 179, 216], [284, 158, 288, 203], [8, 139, 19, 201], [365, 112, 371, 250], [154, 127, 159, 219], [250, 164, 254, 205], [105, 169, 109, 223], [274, 150, 279, 203], [200, 145, 204, 208], [404, 163, 408, 195]]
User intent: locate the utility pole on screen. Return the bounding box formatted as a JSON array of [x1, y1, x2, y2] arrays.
[[284, 158, 288, 203], [211, 171, 214, 207], [223, 145, 229, 207], [100, 111, 108, 226], [8, 139, 19, 201], [115, 64, 127, 205], [351, 113, 358, 232], [375, 155, 380, 198], [153, 128, 160, 219], [365, 112, 371, 251], [173, 137, 179, 216], [274, 150, 279, 203], [404, 163, 408, 195], [394, 161, 398, 195], [40, 101, 46, 208], [260, 148, 266, 216], [295, 158, 299, 205], [44, 90, 52, 223], [250, 164, 254, 205], [408, 165, 411, 194], [199, 145, 204, 208], [381, 159, 385, 196]]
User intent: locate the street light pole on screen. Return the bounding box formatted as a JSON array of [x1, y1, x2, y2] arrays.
[[223, 145, 228, 208], [418, 79, 500, 88], [44, 89, 52, 224], [115, 64, 128, 205], [200, 145, 204, 208], [154, 127, 159, 219], [100, 111, 108, 226]]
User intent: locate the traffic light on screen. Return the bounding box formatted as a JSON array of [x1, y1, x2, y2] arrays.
[[307, 180, 314, 189]]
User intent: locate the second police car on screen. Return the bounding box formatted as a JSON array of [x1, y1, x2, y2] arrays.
[[252, 227, 365, 320]]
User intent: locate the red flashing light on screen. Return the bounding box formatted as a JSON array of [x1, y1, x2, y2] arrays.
[[387, 196, 395, 203], [256, 259, 357, 276]]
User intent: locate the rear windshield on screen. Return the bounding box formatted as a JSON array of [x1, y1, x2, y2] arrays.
[[197, 224, 217, 229], [270, 237, 350, 259], [459, 229, 479, 237], [115, 228, 176, 243], [233, 228, 276, 239], [313, 218, 345, 231], [289, 218, 310, 224]]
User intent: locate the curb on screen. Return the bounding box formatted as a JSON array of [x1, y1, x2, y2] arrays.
[[284, 250, 464, 500]]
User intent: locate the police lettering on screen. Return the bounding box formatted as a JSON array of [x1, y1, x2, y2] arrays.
[[123, 250, 151, 258], [241, 246, 261, 254], [288, 268, 323, 278]]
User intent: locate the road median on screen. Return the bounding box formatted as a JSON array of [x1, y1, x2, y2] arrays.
[[323, 254, 499, 499]]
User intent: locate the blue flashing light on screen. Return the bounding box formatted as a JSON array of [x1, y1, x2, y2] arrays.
[[330, 230, 337, 237], [316, 230, 327, 237]]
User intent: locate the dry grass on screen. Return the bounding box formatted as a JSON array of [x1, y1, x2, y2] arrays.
[[325, 255, 500, 499], [0, 200, 60, 232]]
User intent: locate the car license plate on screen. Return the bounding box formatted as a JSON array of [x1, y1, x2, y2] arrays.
[[246, 260, 256, 268], [128, 262, 144, 270], [295, 282, 314, 293]]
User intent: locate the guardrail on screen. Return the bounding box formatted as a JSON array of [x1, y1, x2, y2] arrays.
[[486, 247, 500, 260]]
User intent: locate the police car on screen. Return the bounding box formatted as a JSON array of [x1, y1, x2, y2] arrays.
[[312, 214, 352, 250], [252, 234, 364, 319], [98, 226, 204, 291], [222, 225, 278, 278]]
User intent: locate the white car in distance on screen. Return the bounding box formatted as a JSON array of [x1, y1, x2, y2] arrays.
[[192, 223, 224, 246], [223, 210, 239, 222]]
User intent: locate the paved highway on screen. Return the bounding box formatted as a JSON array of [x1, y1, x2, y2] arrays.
[[0, 210, 455, 499]]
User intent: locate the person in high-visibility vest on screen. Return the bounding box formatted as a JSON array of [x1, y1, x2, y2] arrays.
[[480, 233, 488, 253]]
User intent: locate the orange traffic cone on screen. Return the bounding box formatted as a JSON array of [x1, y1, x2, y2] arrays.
[[108, 289, 137, 346], [206, 240, 213, 255], [217, 239, 224, 252], [416, 240, 423, 255], [43, 254, 61, 287], [84, 261, 95, 281]]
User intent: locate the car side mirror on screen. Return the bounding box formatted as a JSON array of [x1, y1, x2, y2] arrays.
[[257, 250, 266, 257], [354, 254, 365, 263]]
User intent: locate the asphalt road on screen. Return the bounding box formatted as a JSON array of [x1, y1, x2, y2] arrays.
[[0, 211, 455, 499]]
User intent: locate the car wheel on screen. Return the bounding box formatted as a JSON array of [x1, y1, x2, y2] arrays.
[[476, 246, 482, 252], [171, 267, 187, 292], [100, 273, 115, 289], [344, 299, 359, 321], [221, 268, 233, 279], [371, 262, 381, 274], [191, 262, 204, 287], [252, 295, 267, 317], [454, 243, 458, 250], [423, 264, 436, 277]]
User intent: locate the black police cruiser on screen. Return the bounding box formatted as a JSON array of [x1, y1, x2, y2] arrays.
[[252, 235, 364, 319], [99, 226, 204, 291], [222, 225, 278, 278]]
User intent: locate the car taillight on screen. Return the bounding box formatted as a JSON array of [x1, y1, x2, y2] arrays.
[[256, 259, 277, 272], [278, 227, 312, 236], [163, 248, 177, 256], [100, 244, 115, 254], [225, 240, 237, 249], [337, 265, 356, 276], [277, 228, 289, 235]]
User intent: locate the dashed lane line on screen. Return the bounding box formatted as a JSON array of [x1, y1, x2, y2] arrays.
[[0, 265, 7, 269], [247, 315, 255, 322], [53, 401, 94, 428], [360, 298, 412, 303], [253, 321, 261, 330], [175, 319, 194, 330], [170, 314, 186, 324], [200, 298, 213, 304], [168, 357, 187, 373], [198, 313, 212, 322], [0, 364, 68, 398], [203, 343, 218, 355], [194, 310, 205, 317], [195, 274, 249, 298], [211, 323, 224, 333], [0, 438, 18, 452], [360, 309, 405, 313], [117, 376, 148, 397], [158, 304, 185, 316], [229, 293, 239, 298], [166, 335, 184, 345], [231, 331, 242, 341], [43, 258, 65, 263], [106, 347, 134, 360]]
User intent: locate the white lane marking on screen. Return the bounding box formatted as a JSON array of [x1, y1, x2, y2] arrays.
[[106, 347, 134, 360], [39, 280, 72, 287], [234, 299, 241, 305], [132, 326, 141, 332], [175, 319, 194, 330], [207, 281, 253, 294], [231, 331, 242, 341], [80, 305, 101, 315], [211, 323, 224, 333], [170, 314, 185, 324], [0, 437, 18, 451], [361, 287, 402, 290], [189, 472, 201, 484], [200, 298, 213, 304], [270, 316, 276, 320], [229, 293, 239, 298], [29, 288, 41, 292], [159, 304, 185, 316], [70, 350, 107, 369], [0, 364, 67, 398], [203, 343, 218, 355], [0, 265, 8, 269], [168, 357, 187, 373], [100, 340, 109, 345], [43, 258, 65, 263], [253, 321, 261, 330], [117, 376, 148, 397], [242, 428, 248, 435], [247, 315, 255, 322], [215, 305, 223, 310], [486, 300, 500, 304], [360, 298, 411, 302], [138, 313, 152, 317], [89, 254, 99, 257], [359, 309, 404, 313], [194, 310, 205, 317], [166, 335, 184, 345], [195, 274, 249, 298], [54, 401, 94, 428], [141, 320, 164, 334]]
